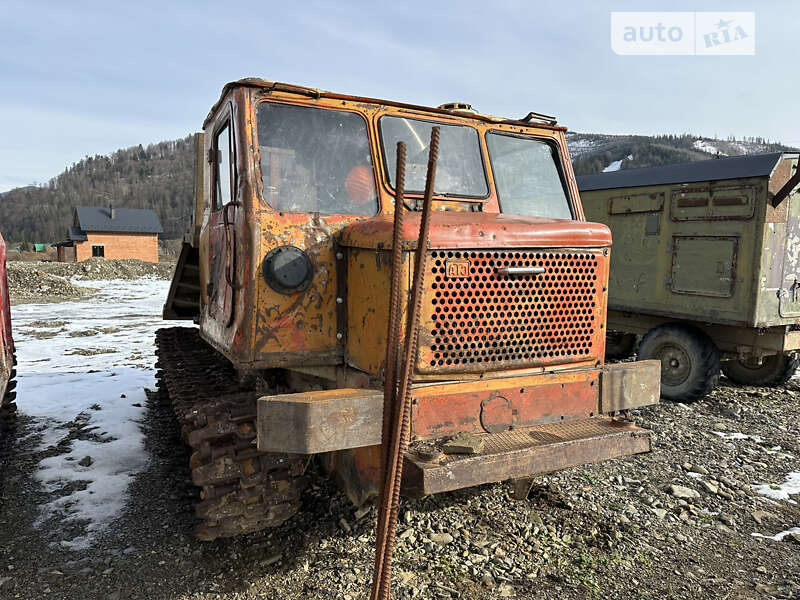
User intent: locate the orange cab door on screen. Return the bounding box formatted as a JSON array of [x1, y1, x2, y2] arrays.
[[208, 119, 237, 326]]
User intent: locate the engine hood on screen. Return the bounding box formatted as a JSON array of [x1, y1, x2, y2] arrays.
[[341, 212, 612, 250]]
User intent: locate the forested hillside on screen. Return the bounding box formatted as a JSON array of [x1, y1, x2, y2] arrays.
[[0, 136, 194, 243], [568, 132, 796, 175], [1, 131, 797, 244]]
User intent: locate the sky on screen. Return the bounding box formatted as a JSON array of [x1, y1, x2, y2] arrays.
[[1, 0, 799, 192]]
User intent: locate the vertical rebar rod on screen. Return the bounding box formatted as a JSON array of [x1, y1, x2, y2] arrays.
[[371, 142, 407, 599], [371, 128, 440, 600]]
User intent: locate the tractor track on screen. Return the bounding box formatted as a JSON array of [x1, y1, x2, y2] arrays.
[[153, 326, 307, 540]]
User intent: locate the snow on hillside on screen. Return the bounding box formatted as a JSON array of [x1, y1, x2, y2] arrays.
[[603, 154, 633, 172], [693, 139, 727, 156]]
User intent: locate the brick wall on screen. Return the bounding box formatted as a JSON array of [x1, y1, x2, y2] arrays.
[[75, 232, 159, 263]]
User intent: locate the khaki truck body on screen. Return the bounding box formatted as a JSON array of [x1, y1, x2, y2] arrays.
[[578, 153, 800, 400]]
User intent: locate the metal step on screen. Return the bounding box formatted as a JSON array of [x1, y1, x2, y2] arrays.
[[402, 417, 651, 498], [163, 243, 200, 321]]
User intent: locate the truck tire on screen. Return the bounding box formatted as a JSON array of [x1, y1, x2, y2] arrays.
[[605, 332, 637, 360], [721, 353, 799, 387], [637, 324, 720, 402]]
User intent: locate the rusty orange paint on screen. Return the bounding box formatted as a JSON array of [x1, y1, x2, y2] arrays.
[[342, 212, 611, 250], [194, 81, 590, 372], [410, 370, 601, 440]]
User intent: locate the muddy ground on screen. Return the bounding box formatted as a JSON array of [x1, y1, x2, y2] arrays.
[[1, 378, 798, 599]]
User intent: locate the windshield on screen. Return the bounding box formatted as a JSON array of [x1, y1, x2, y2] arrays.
[[256, 102, 377, 215], [379, 116, 488, 198], [486, 133, 572, 219]]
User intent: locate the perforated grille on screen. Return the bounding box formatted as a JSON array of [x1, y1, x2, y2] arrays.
[[419, 249, 605, 373]]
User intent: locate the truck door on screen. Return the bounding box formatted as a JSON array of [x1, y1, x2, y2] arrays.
[[208, 118, 237, 326]]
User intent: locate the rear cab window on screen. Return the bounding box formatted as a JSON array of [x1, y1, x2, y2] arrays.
[[486, 132, 573, 219], [256, 102, 378, 216]]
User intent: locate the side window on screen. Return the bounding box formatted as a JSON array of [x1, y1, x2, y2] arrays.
[[213, 121, 234, 211]]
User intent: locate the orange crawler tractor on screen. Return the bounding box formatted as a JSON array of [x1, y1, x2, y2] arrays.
[[159, 78, 660, 540]]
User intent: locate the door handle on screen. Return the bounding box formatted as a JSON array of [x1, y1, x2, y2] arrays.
[[496, 266, 546, 276]]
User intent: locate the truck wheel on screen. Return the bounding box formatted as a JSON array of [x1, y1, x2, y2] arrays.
[[637, 324, 720, 402], [605, 332, 637, 360], [721, 353, 799, 387]]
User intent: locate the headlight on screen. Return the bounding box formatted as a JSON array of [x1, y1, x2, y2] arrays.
[[263, 245, 313, 294]]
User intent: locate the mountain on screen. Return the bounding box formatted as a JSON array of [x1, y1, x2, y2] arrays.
[[0, 137, 195, 244], [1, 132, 797, 244], [567, 132, 797, 175]]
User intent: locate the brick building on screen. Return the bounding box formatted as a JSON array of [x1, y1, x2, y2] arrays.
[[55, 206, 163, 263]]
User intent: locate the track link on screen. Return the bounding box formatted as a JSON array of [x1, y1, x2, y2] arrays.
[[154, 327, 307, 540], [1, 352, 17, 426]]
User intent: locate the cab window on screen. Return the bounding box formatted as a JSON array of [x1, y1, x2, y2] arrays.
[[379, 116, 488, 198], [257, 102, 377, 216], [212, 121, 234, 211], [487, 132, 572, 219]]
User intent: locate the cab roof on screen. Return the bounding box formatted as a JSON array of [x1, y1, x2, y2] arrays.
[[205, 78, 563, 131]]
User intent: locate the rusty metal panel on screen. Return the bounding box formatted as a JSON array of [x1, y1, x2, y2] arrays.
[[670, 236, 738, 298], [609, 192, 664, 215], [402, 418, 651, 498], [779, 192, 800, 317], [670, 183, 756, 221], [416, 248, 609, 374], [344, 247, 410, 378], [600, 360, 660, 413], [410, 370, 601, 440], [257, 388, 383, 454]]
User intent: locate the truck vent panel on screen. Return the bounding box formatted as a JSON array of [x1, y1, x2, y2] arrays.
[[418, 249, 606, 373]]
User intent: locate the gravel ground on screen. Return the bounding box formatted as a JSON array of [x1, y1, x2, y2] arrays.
[[7, 260, 175, 305], [1, 375, 799, 599]]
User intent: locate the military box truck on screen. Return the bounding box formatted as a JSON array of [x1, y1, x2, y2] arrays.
[[579, 153, 800, 401]]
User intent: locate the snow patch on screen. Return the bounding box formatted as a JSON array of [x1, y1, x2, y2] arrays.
[[601, 154, 634, 173], [752, 527, 800, 542], [13, 278, 183, 549], [751, 472, 800, 504], [713, 431, 762, 443], [693, 139, 728, 156]]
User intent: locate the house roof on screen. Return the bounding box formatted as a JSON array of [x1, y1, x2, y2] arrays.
[[68, 226, 87, 241], [74, 206, 163, 235], [576, 152, 797, 192]]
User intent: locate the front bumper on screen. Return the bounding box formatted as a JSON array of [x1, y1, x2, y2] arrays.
[[256, 361, 660, 455]]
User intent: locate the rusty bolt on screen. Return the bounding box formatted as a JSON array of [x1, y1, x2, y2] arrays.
[[337, 332, 343, 340], [336, 297, 343, 304], [336, 252, 344, 260]]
